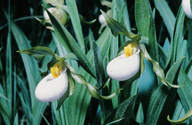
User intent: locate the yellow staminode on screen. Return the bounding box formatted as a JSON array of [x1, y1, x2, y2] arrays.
[[50, 60, 65, 78], [124, 43, 135, 57]]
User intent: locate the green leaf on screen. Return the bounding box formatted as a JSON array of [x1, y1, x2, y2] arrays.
[[103, 95, 137, 125], [146, 59, 183, 124], [166, 57, 185, 84], [154, 0, 175, 38], [144, 84, 176, 124], [176, 40, 187, 62], [100, 10, 141, 41], [135, 0, 150, 37], [123, 1, 131, 33], [43, 5, 96, 77], [63, 53, 78, 61], [52, 26, 111, 125], [92, 41, 104, 88], [0, 85, 10, 125], [165, 6, 185, 67], [65, 0, 85, 53], [92, 41, 113, 121], [158, 44, 168, 69], [17, 46, 55, 61], [0, 93, 10, 102], [185, 57, 192, 81], [135, 0, 159, 61], [177, 70, 192, 123], [13, 113, 19, 125], [9, 17, 46, 124]]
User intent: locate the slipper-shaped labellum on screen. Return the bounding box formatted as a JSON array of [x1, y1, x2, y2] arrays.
[[182, 0, 192, 19], [99, 10, 111, 24], [44, 7, 68, 25], [107, 43, 140, 81], [35, 61, 68, 102], [99, 14, 106, 24]]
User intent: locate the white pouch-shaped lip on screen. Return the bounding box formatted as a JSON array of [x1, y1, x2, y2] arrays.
[[35, 69, 68, 102], [182, 0, 192, 19], [99, 14, 106, 24], [107, 50, 140, 81], [44, 8, 56, 22]]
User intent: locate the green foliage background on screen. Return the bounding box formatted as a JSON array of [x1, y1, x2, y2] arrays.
[[1, 0, 192, 124]]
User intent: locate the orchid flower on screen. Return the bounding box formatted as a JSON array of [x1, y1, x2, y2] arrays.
[[35, 60, 68, 102], [98, 10, 111, 34], [182, 0, 192, 19], [107, 43, 140, 81], [44, 7, 68, 26]]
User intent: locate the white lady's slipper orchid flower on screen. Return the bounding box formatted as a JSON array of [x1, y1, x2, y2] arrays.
[[35, 61, 68, 102], [182, 0, 192, 19], [99, 14, 106, 24], [99, 9, 111, 24], [107, 43, 140, 81], [44, 7, 68, 25]]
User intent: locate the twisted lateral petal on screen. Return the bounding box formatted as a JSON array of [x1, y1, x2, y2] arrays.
[[107, 50, 140, 81], [182, 0, 192, 19], [35, 69, 68, 102]]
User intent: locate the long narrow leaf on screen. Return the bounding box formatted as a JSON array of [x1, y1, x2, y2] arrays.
[[104, 95, 137, 125], [165, 6, 185, 67], [44, 5, 95, 78], [154, 0, 175, 38], [135, 0, 159, 61], [10, 18, 46, 125], [65, 0, 85, 53], [177, 70, 192, 123]]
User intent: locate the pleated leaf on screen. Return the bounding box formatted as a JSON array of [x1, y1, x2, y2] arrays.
[[165, 6, 185, 67], [144, 57, 185, 124], [177, 70, 192, 123], [135, 0, 159, 61], [103, 95, 137, 125], [65, 0, 85, 53]]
